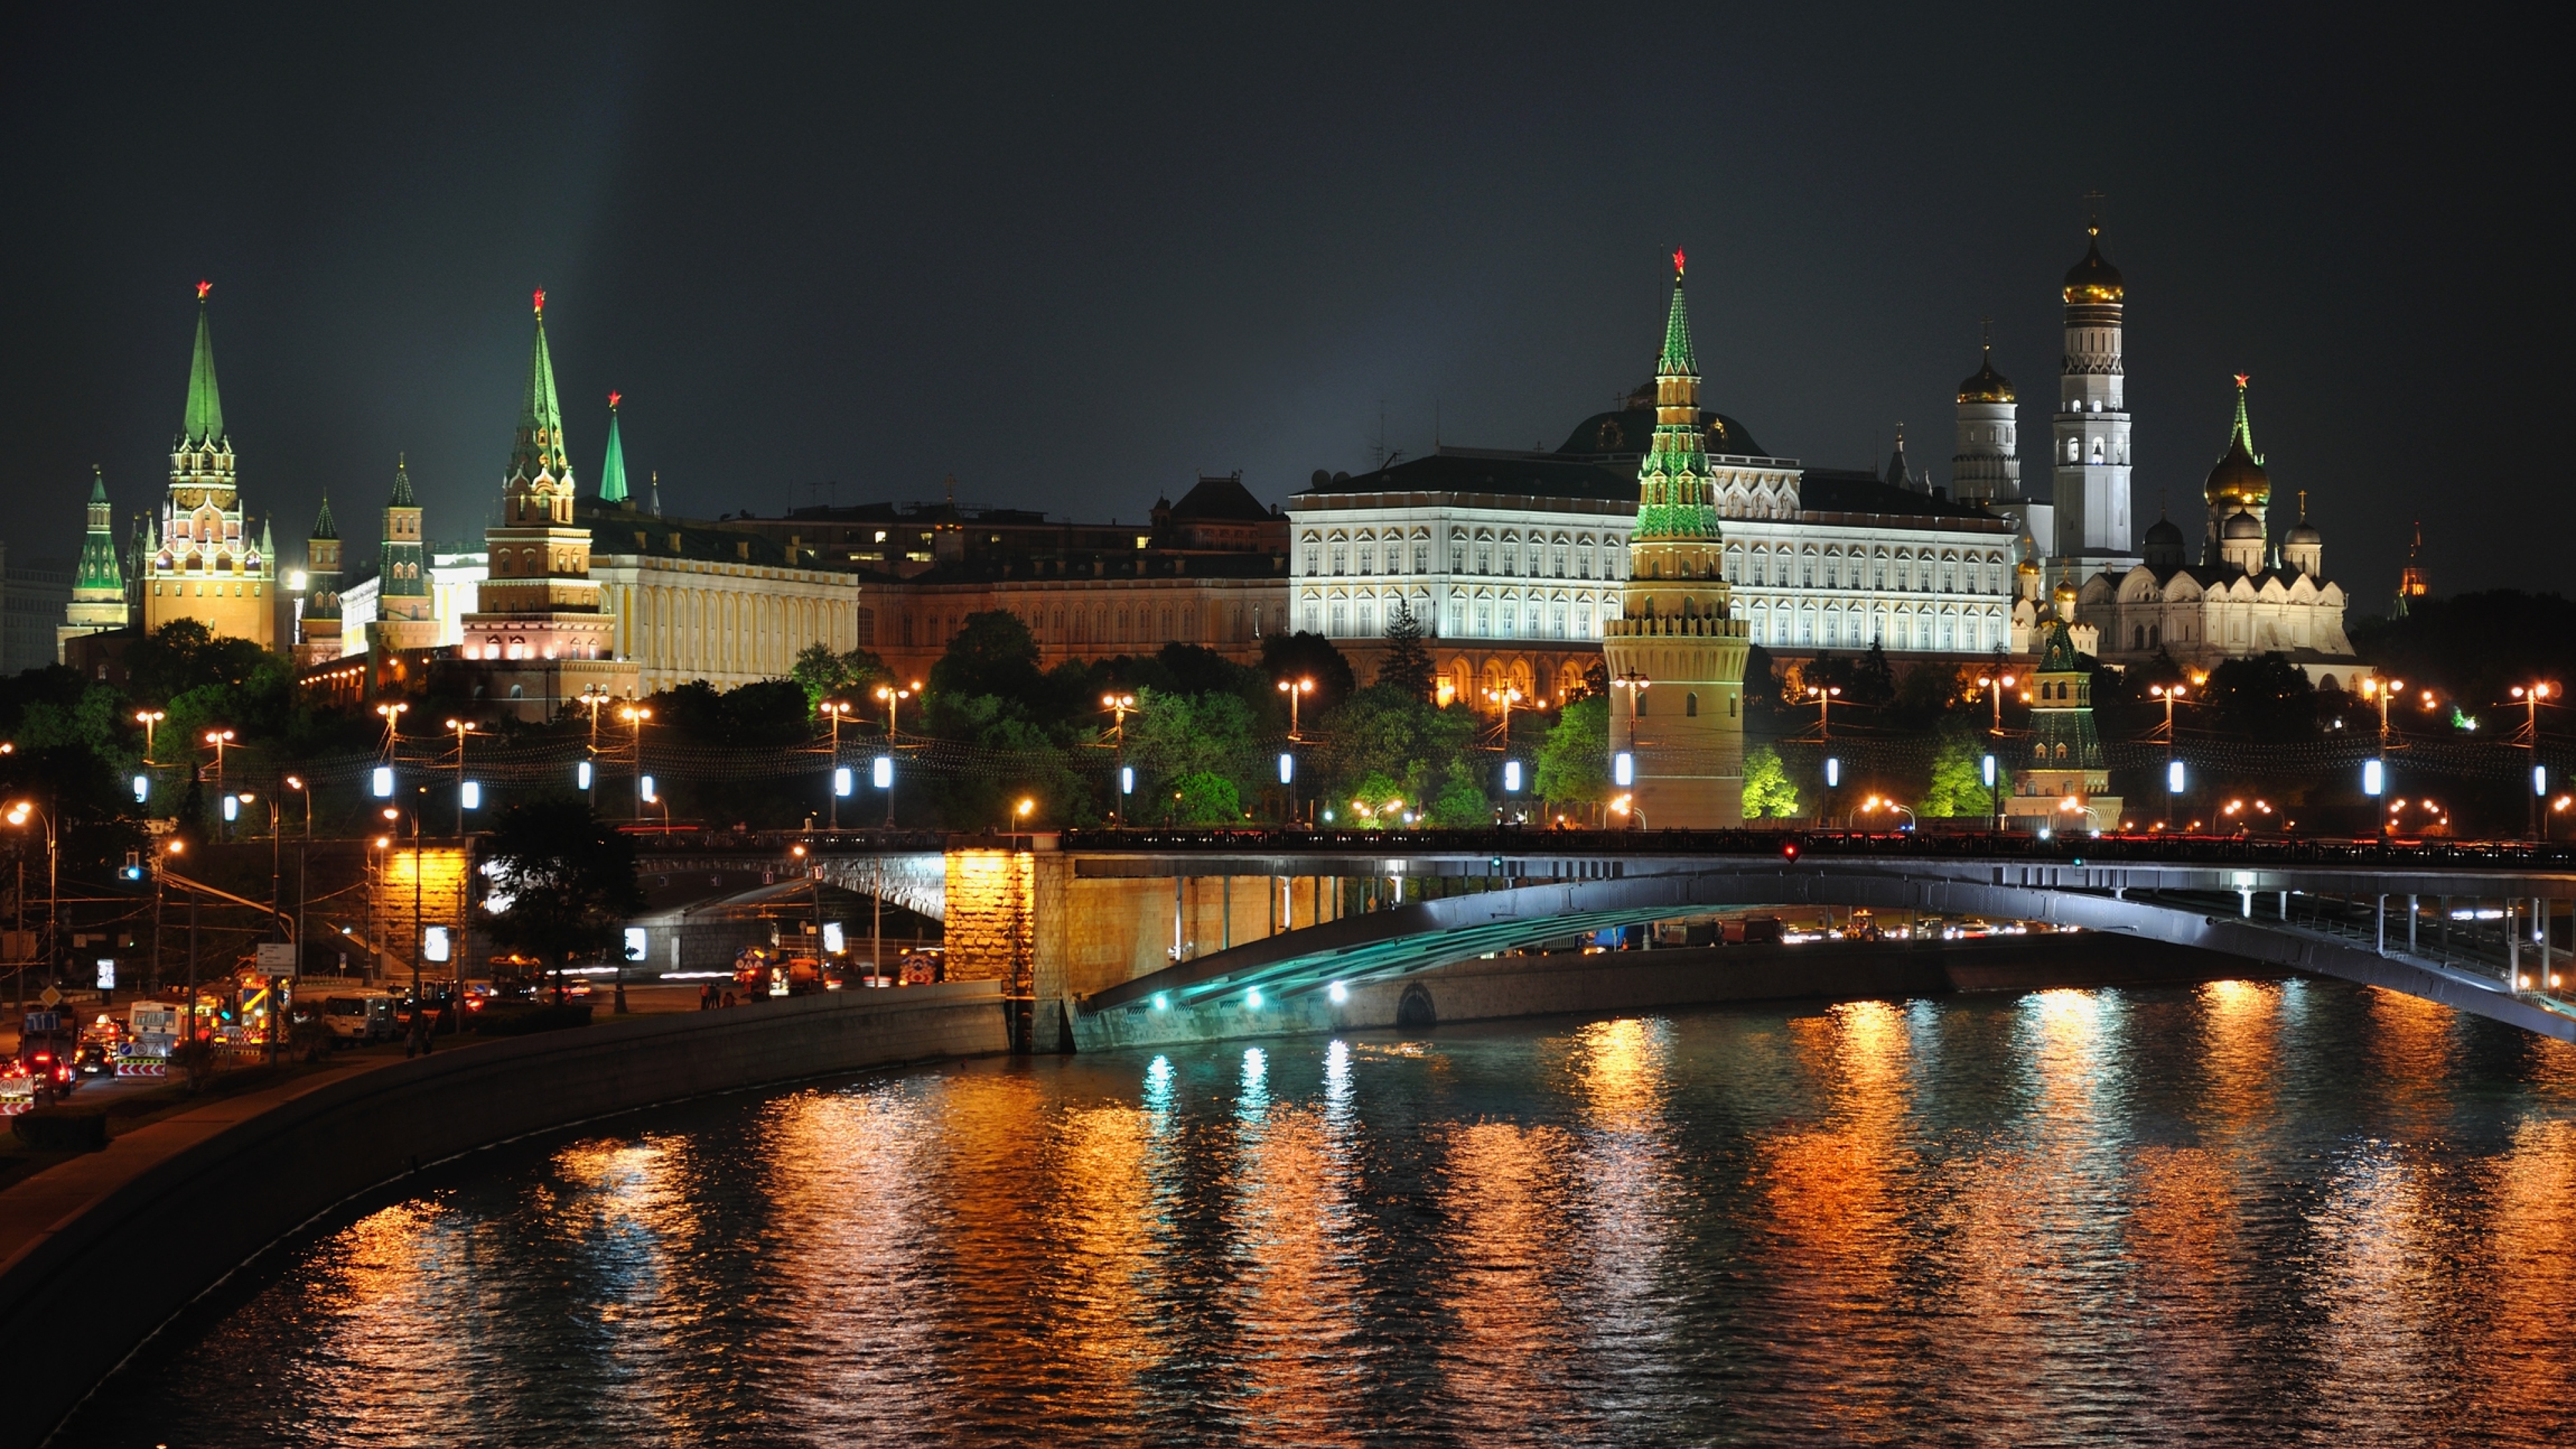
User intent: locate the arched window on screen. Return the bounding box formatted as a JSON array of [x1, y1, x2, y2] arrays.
[[1685, 692, 1699, 717]]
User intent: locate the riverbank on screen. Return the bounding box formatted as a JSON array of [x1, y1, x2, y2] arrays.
[[1073, 930, 2269, 1049], [0, 981, 1010, 1449]]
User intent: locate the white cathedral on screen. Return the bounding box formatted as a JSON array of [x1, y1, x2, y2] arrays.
[[1981, 227, 2359, 685]]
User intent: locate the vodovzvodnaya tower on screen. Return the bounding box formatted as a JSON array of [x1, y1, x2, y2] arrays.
[[1600, 250, 1750, 826]]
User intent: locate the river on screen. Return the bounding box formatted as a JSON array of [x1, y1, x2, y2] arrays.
[[70, 978, 2576, 1446]]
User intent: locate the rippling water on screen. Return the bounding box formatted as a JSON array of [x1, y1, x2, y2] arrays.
[[76, 979, 2576, 1447]]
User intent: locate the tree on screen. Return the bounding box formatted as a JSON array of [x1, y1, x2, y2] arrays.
[[1534, 695, 1610, 804], [1375, 601, 1436, 702], [1742, 745, 1801, 820], [2202, 653, 2321, 741], [1341, 769, 1405, 828], [1127, 687, 1258, 804], [480, 796, 647, 998], [790, 642, 890, 710], [1424, 763, 1489, 827], [1166, 771, 1242, 826], [930, 610, 1046, 706], [1918, 726, 1992, 818]]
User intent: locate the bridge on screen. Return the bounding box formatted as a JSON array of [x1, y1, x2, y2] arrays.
[[631, 828, 2576, 1047]]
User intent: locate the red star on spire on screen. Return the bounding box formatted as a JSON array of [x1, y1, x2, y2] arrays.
[[533, 288, 547, 315], [1672, 248, 1686, 278], [196, 280, 211, 300], [608, 390, 621, 410], [2234, 372, 2250, 389]]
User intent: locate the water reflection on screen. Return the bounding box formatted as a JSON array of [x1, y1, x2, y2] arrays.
[[72, 981, 2576, 1448]]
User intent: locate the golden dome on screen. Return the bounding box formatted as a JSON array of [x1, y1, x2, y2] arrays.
[[1957, 349, 2015, 404], [2062, 229, 2125, 305]]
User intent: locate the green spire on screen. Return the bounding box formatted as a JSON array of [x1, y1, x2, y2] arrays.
[[311, 494, 338, 541], [2227, 374, 2261, 465], [76, 467, 121, 592], [258, 513, 274, 558], [1635, 250, 1718, 542], [181, 281, 224, 445], [390, 451, 417, 506], [508, 289, 572, 486], [598, 392, 629, 503], [1658, 249, 1697, 376]]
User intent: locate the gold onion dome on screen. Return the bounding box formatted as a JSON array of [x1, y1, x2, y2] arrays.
[[2204, 374, 2271, 509], [2062, 229, 2125, 305], [1957, 349, 2015, 404]]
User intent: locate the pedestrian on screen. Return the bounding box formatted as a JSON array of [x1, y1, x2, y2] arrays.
[[699, 982, 714, 1011], [721, 989, 737, 1008], [405, 1002, 430, 1059]]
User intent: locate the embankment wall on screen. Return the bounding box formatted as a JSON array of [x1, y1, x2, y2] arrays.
[[2, 983, 1010, 1449]]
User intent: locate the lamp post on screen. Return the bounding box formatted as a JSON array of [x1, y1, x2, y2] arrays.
[[2512, 682, 2555, 841], [1101, 693, 1138, 826], [1483, 685, 1525, 752], [2149, 682, 2188, 829], [1808, 684, 1842, 739], [1861, 795, 1916, 830], [818, 700, 855, 829], [444, 718, 479, 836], [1611, 672, 1648, 786], [874, 683, 917, 828], [619, 704, 653, 822], [1974, 672, 2017, 735], [203, 729, 235, 839], [1275, 677, 1313, 741], [4, 800, 57, 1003], [578, 685, 608, 805], [134, 708, 165, 764], [285, 775, 311, 976]]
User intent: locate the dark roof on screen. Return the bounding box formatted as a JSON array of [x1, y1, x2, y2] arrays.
[[1302, 448, 1637, 504], [775, 500, 1051, 526], [1555, 405, 1769, 460], [577, 500, 816, 567], [1168, 474, 1273, 522], [1799, 469, 2000, 521]]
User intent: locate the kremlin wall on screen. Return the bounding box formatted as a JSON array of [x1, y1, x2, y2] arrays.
[[36, 233, 2363, 819]]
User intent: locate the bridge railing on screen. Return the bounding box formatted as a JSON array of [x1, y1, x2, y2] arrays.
[[1054, 826, 2576, 871]]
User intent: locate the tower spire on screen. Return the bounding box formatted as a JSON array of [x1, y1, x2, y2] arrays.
[[182, 280, 223, 445], [2228, 373, 2261, 464], [599, 391, 629, 504], [509, 288, 572, 489]]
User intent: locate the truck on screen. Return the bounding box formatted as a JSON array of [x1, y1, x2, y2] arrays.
[[127, 1001, 182, 1059]]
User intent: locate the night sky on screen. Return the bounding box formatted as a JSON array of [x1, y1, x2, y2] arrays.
[[3, 4, 2563, 603]]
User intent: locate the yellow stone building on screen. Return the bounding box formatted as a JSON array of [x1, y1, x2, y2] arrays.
[[142, 283, 276, 647]]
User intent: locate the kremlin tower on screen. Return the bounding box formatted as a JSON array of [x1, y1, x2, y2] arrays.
[[1599, 250, 1750, 827], [2051, 226, 2138, 586], [140, 282, 276, 647]]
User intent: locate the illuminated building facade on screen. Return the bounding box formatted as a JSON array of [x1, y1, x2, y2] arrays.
[[56, 468, 126, 660], [2051, 227, 2139, 586]]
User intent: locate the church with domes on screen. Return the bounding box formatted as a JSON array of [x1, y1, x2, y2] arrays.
[[2073, 377, 2359, 686]]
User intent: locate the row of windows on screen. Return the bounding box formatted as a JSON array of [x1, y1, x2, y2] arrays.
[[1299, 529, 1627, 582], [1739, 604, 2003, 653], [1301, 596, 1602, 642], [2061, 435, 2131, 464], [1731, 547, 2004, 594]]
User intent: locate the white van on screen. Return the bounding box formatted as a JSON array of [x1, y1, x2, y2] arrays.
[[318, 993, 399, 1046]]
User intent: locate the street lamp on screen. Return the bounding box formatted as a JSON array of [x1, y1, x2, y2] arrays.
[[1860, 795, 1915, 830], [444, 718, 480, 835], [818, 700, 855, 829], [2149, 682, 2188, 828], [5, 800, 58, 1006], [1275, 677, 1313, 741], [1484, 685, 1525, 751], [134, 708, 165, 764], [1809, 684, 1842, 739], [619, 704, 653, 822], [875, 680, 920, 738], [1974, 673, 2017, 735], [577, 685, 609, 804], [203, 729, 235, 839], [2512, 682, 2555, 840], [1103, 692, 1138, 825]]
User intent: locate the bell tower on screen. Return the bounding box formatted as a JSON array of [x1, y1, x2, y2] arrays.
[[2051, 221, 2139, 586], [1601, 250, 1749, 827]]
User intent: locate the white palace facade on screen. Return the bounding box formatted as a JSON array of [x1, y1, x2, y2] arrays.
[[1292, 385, 2017, 704]]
